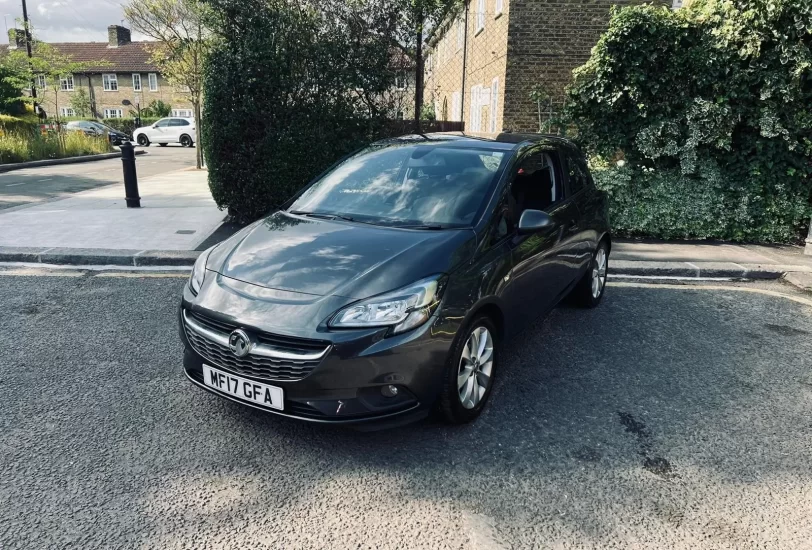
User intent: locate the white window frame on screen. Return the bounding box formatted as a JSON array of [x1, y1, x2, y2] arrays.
[[103, 108, 123, 119], [35, 74, 47, 90], [489, 77, 499, 133], [476, 0, 485, 34], [171, 109, 193, 118], [102, 74, 118, 91], [60, 74, 74, 91], [148, 73, 158, 91], [60, 107, 75, 117], [451, 91, 461, 122], [132, 74, 142, 92], [457, 17, 464, 51], [495, 0, 504, 17], [470, 85, 482, 132]]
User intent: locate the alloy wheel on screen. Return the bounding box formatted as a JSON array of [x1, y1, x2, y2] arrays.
[[457, 326, 494, 409], [591, 248, 607, 298]]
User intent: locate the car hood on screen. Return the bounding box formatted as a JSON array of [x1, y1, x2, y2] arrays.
[[207, 211, 476, 299]]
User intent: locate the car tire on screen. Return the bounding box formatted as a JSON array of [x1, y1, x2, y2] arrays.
[[158, 143, 168, 147], [439, 314, 499, 424], [137, 134, 150, 147], [180, 134, 193, 147], [571, 240, 609, 308]]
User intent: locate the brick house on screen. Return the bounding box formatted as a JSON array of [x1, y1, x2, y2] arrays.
[[423, 0, 670, 135], [3, 25, 193, 120]]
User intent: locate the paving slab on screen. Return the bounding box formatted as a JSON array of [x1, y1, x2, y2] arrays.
[[0, 169, 223, 251]]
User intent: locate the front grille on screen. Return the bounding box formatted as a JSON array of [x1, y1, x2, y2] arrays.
[[183, 309, 330, 382]]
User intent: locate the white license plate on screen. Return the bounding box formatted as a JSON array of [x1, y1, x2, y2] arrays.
[[202, 365, 284, 411]]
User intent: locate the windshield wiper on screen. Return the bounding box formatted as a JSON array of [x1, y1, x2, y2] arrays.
[[396, 224, 446, 230], [289, 211, 378, 225]]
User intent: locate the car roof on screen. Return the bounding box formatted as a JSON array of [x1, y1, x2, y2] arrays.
[[370, 132, 577, 152]]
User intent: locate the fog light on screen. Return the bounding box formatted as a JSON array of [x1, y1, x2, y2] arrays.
[[381, 385, 399, 397]]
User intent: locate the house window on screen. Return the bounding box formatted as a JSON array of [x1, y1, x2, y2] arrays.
[[456, 17, 464, 51], [35, 74, 47, 90], [489, 77, 499, 133], [104, 108, 123, 118], [394, 73, 406, 90], [148, 73, 158, 91], [495, 0, 504, 16], [476, 0, 485, 33], [451, 91, 461, 122], [470, 85, 482, 131], [60, 75, 74, 91], [60, 107, 75, 117], [132, 74, 142, 91], [171, 109, 193, 118], [102, 74, 118, 91]]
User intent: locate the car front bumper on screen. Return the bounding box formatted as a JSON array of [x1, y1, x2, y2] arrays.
[[179, 284, 458, 426]]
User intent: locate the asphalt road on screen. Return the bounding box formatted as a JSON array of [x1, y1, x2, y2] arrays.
[[0, 145, 197, 210], [1, 273, 811, 549]]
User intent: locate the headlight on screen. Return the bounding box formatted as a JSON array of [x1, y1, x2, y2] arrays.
[[329, 275, 445, 334], [189, 246, 215, 295]]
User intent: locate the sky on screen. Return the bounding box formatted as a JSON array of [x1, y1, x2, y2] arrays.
[[0, 0, 151, 43]]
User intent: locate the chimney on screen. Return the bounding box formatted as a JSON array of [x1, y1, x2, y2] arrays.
[[108, 25, 131, 47], [7, 28, 27, 50]]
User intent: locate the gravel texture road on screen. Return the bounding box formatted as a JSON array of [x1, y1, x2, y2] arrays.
[[1, 272, 811, 549]]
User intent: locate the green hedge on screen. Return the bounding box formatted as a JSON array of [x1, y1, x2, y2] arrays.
[[565, 0, 812, 242], [593, 163, 809, 242], [202, 0, 399, 223]]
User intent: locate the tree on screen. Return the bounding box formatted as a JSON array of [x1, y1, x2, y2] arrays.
[[125, 0, 211, 168], [69, 88, 92, 117]]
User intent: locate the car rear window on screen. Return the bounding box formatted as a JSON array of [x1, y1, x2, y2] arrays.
[[289, 144, 508, 227]]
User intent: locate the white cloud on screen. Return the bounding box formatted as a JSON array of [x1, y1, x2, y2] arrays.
[[0, 0, 152, 43]]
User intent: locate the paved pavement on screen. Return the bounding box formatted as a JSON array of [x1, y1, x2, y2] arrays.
[[1, 272, 810, 549], [0, 165, 223, 251], [0, 145, 197, 210]]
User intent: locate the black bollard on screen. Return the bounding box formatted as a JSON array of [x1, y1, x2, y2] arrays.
[[121, 141, 141, 208]]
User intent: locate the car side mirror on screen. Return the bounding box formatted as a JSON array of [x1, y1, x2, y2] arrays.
[[517, 209, 553, 235]]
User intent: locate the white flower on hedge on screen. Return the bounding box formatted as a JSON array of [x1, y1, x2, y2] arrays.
[[616, 160, 626, 167]]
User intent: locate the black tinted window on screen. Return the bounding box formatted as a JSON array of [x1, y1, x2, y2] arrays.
[[171, 119, 190, 126], [289, 144, 508, 227], [566, 150, 591, 195], [155, 119, 171, 127]]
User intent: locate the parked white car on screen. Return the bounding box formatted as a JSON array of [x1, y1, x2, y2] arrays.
[[133, 117, 196, 147]]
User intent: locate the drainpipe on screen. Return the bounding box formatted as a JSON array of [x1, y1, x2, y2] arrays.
[[460, 0, 469, 130]]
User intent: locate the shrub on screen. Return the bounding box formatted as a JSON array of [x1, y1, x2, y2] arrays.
[[141, 100, 171, 118], [564, 0, 812, 242], [202, 0, 399, 223], [0, 130, 111, 164]]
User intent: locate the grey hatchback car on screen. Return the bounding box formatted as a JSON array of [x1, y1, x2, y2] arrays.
[[179, 133, 610, 427]]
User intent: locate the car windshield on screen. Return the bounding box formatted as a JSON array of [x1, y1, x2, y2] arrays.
[[288, 143, 507, 227]]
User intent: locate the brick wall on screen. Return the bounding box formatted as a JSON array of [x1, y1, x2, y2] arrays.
[[503, 0, 667, 133], [38, 72, 193, 119]]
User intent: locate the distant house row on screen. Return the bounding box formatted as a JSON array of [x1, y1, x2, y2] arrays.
[[1, 25, 194, 120]]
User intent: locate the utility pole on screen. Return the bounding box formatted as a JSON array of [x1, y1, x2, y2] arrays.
[[21, 0, 37, 109]]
